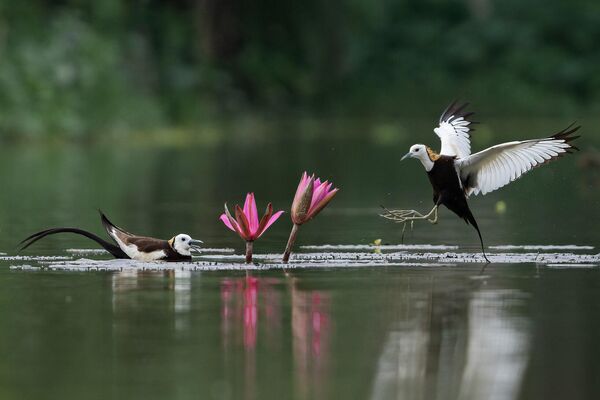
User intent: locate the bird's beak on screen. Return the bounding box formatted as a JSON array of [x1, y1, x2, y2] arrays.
[[401, 152, 411, 161], [190, 239, 203, 252]]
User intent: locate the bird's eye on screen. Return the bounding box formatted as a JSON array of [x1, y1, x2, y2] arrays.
[[181, 238, 186, 242], [415, 148, 419, 152]]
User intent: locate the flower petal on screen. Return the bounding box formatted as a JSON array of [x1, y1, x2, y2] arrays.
[[291, 176, 314, 225], [291, 172, 310, 211], [243, 193, 260, 234], [306, 188, 338, 220], [257, 210, 284, 238], [223, 204, 245, 239], [309, 180, 328, 211], [324, 182, 333, 194], [256, 202, 273, 237], [235, 205, 252, 240], [219, 214, 236, 232]]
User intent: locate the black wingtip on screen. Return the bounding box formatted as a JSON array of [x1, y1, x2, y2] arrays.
[[439, 100, 457, 123], [99, 210, 113, 227], [552, 123, 581, 152], [440, 100, 475, 125]]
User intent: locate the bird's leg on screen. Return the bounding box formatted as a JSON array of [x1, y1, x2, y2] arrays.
[[400, 222, 407, 243], [418, 205, 438, 223]]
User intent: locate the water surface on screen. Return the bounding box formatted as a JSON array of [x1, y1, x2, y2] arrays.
[[0, 120, 599, 399]]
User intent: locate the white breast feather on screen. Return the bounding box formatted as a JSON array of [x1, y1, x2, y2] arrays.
[[124, 245, 166, 262], [108, 228, 166, 261]]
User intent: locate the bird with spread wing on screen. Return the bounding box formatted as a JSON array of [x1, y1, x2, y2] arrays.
[[381, 102, 580, 262]]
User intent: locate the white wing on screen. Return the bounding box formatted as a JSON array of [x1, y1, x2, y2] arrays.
[[434, 101, 476, 159], [457, 125, 580, 196]]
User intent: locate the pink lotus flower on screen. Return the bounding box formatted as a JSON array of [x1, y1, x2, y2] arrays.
[[220, 193, 284, 263], [283, 172, 339, 262]]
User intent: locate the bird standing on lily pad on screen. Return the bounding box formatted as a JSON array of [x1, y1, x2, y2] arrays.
[[220, 193, 284, 263], [283, 172, 339, 262], [381, 101, 580, 263]]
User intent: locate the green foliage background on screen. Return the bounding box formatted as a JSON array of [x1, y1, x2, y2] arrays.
[[0, 0, 599, 139]]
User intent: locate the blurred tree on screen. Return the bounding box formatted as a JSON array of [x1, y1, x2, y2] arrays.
[[0, 0, 598, 139]]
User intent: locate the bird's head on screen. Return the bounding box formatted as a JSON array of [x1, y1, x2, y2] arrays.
[[401, 144, 435, 171], [170, 234, 203, 256]]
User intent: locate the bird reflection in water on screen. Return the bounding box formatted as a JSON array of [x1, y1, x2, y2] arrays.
[[370, 280, 530, 400], [111, 269, 192, 334]]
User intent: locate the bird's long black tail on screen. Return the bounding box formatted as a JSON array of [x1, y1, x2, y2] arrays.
[[19, 227, 129, 259], [464, 211, 490, 263]]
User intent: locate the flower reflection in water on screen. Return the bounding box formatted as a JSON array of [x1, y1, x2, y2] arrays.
[[291, 278, 331, 400], [243, 276, 258, 349], [220, 275, 276, 400], [221, 275, 273, 352], [220, 274, 331, 400]]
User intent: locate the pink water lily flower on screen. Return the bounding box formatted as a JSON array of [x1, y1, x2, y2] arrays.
[[283, 172, 339, 262], [220, 193, 284, 263], [291, 172, 339, 225]]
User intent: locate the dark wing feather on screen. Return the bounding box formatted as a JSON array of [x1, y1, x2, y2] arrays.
[[127, 237, 171, 253], [99, 210, 141, 246], [99, 210, 134, 236]]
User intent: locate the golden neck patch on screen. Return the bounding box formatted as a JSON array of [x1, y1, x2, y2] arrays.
[[168, 238, 175, 248], [426, 147, 441, 161]]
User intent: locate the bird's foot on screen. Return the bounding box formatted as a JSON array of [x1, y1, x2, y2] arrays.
[[379, 205, 438, 225], [379, 208, 423, 221], [428, 207, 439, 224]]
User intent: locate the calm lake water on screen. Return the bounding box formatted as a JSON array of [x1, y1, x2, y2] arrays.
[[0, 119, 599, 399]]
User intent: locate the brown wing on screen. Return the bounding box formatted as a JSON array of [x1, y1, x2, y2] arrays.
[[99, 211, 171, 253], [126, 236, 171, 253]]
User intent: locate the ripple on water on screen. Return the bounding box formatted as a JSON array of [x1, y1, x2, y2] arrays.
[[65, 247, 235, 256], [1, 255, 72, 261], [301, 244, 459, 251], [5, 244, 599, 272], [490, 245, 594, 251]]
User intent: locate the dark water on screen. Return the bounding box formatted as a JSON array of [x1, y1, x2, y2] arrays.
[[0, 120, 599, 399]]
